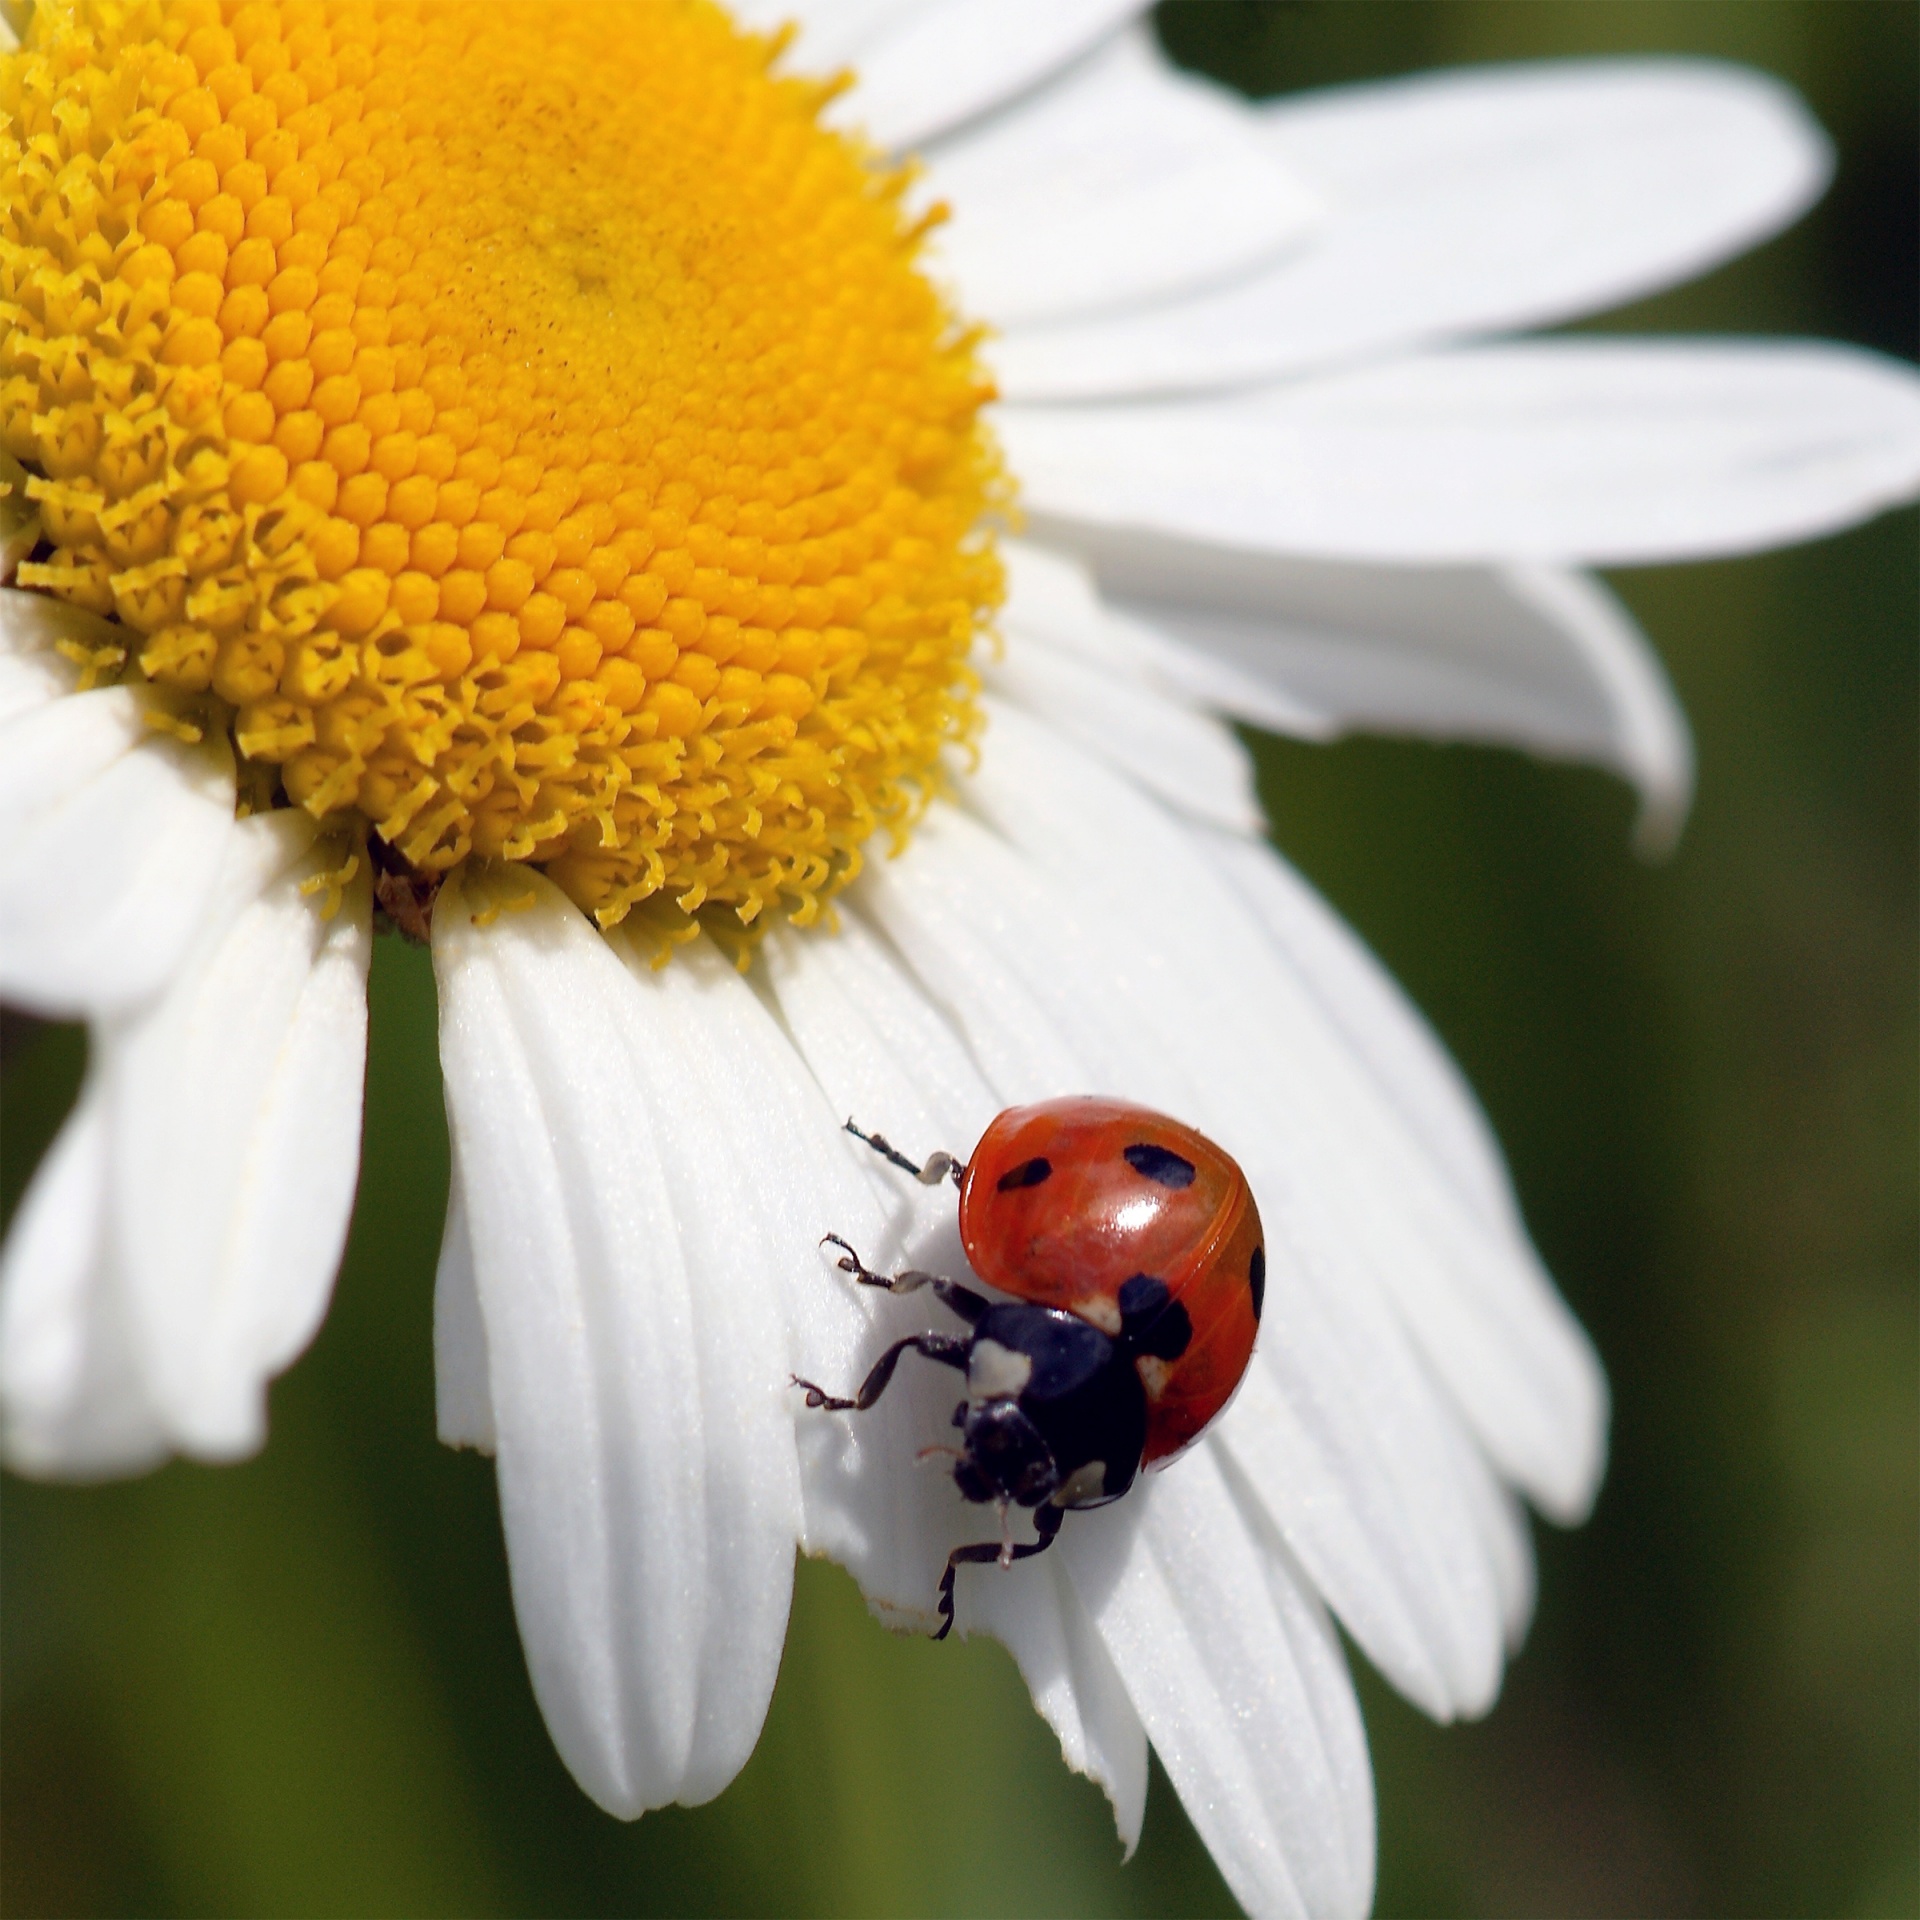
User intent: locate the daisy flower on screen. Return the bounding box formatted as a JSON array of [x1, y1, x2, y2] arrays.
[[2, 4, 1917, 1916]]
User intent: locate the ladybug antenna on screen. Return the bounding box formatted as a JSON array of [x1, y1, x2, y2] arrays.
[[844, 1118, 965, 1187]]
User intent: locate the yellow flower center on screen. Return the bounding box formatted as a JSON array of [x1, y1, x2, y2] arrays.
[[2, 0, 1003, 933]]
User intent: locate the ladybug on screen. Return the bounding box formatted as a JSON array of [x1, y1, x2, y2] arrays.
[[792, 1097, 1266, 1637]]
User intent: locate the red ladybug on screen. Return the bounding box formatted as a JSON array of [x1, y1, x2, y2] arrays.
[[793, 1097, 1265, 1637]]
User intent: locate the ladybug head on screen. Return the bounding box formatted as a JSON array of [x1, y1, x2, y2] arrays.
[[952, 1397, 1059, 1508]]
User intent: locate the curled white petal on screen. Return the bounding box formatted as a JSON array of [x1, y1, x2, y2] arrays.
[[1098, 546, 1693, 852], [996, 58, 1832, 400], [1010, 340, 1920, 568], [433, 872, 801, 1816]]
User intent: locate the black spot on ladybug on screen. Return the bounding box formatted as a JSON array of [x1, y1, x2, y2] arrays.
[[1249, 1244, 1266, 1322], [1123, 1142, 1196, 1188], [996, 1156, 1052, 1192], [1140, 1302, 1193, 1362], [1118, 1272, 1192, 1360]]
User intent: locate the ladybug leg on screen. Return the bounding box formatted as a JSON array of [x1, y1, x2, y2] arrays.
[[791, 1332, 969, 1414], [820, 1232, 988, 1327], [843, 1118, 965, 1189], [934, 1503, 1066, 1641]]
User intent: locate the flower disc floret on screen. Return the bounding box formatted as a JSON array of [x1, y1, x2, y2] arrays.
[[0, 0, 1004, 929]]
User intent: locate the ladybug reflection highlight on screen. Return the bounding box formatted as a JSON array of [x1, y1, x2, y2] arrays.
[[792, 1097, 1265, 1637]]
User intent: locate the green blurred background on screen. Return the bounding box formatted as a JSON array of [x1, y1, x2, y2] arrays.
[[3, 4, 1914, 1914]]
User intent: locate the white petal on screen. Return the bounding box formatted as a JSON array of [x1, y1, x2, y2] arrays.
[[0, 587, 120, 653], [0, 684, 236, 1016], [761, 910, 1155, 1844], [735, 0, 1148, 150], [1009, 340, 1920, 566], [758, 911, 1008, 1625], [985, 634, 1264, 835], [433, 872, 800, 1817], [1000, 536, 1327, 739], [996, 59, 1830, 400], [990, 540, 1265, 833], [433, 1145, 496, 1454], [1065, 1452, 1375, 1920], [1108, 556, 1693, 851], [1448, 1429, 1538, 1654], [764, 909, 1003, 1180], [729, 0, 921, 66], [594, 937, 912, 1659], [1218, 1292, 1507, 1724], [961, 1550, 1151, 1854], [109, 812, 371, 1457], [1197, 825, 1523, 1238], [0, 588, 148, 717], [837, 0, 1148, 151], [0, 1079, 168, 1479], [0, 639, 72, 731], [925, 27, 1318, 328]]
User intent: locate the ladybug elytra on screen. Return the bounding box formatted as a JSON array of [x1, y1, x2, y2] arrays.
[[793, 1097, 1265, 1637]]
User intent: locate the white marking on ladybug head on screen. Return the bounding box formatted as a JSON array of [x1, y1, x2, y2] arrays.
[[1136, 1355, 1174, 1401], [1053, 1461, 1109, 1508], [1073, 1293, 1123, 1336], [968, 1338, 1033, 1402]]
